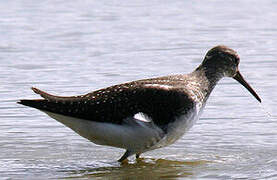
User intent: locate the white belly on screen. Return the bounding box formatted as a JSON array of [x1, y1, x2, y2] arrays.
[[42, 102, 204, 154], [151, 103, 204, 149], [44, 111, 164, 152]]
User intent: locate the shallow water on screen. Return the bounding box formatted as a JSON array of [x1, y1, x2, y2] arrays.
[[1, 0, 277, 179]]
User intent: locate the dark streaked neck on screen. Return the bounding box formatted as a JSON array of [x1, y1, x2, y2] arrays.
[[190, 64, 224, 101]]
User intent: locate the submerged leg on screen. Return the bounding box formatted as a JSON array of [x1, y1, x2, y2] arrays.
[[136, 153, 141, 159], [118, 150, 132, 162]]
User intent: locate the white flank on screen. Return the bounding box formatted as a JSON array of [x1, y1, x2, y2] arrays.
[[134, 112, 151, 122]]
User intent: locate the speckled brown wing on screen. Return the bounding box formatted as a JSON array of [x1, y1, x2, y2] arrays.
[[18, 79, 194, 128]]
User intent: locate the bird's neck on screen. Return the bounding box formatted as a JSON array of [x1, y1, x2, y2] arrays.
[[189, 65, 224, 102], [196, 64, 224, 84]]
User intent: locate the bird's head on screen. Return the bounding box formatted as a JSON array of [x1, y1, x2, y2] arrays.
[[201, 45, 261, 102], [202, 45, 240, 77]]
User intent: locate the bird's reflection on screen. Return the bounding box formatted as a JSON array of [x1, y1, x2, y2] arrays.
[[62, 158, 211, 179]]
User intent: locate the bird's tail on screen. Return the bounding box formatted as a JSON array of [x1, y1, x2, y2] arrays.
[[17, 87, 62, 111], [17, 87, 84, 113], [18, 87, 99, 121], [17, 99, 47, 110]]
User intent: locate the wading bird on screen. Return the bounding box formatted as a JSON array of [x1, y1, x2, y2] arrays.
[[18, 45, 261, 162]]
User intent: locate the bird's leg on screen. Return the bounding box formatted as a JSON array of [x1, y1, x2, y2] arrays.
[[118, 150, 132, 162], [135, 153, 141, 159]]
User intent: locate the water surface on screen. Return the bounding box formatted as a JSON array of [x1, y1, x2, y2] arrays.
[[1, 0, 277, 179]]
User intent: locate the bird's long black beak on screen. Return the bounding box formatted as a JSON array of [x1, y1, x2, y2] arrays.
[[233, 71, 261, 102]]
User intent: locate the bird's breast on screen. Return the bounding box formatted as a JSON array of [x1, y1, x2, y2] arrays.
[[155, 102, 204, 148]]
